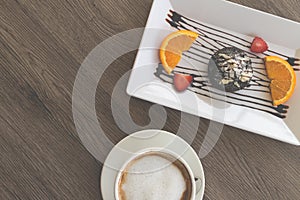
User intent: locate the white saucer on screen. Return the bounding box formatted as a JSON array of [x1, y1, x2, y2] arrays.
[[100, 129, 205, 200]]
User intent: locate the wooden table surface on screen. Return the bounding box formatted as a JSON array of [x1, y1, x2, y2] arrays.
[[1, 0, 300, 199]]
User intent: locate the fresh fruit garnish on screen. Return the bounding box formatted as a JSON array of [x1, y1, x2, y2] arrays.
[[250, 37, 268, 53], [173, 73, 193, 92], [160, 30, 199, 74], [265, 56, 296, 106]]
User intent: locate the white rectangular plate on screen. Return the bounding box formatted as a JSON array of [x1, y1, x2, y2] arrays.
[[127, 0, 300, 145]]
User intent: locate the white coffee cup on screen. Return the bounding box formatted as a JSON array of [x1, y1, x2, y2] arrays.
[[114, 148, 201, 200]]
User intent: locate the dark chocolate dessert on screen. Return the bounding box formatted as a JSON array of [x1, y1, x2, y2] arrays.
[[208, 47, 253, 92]]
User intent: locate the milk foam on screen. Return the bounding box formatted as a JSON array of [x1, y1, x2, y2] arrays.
[[119, 154, 188, 200]]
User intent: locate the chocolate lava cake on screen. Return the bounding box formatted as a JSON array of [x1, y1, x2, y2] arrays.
[[208, 47, 253, 92]]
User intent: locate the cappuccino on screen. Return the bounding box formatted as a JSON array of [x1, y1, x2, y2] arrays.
[[117, 152, 192, 200]]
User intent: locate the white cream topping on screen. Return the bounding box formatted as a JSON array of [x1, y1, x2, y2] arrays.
[[217, 52, 253, 87]]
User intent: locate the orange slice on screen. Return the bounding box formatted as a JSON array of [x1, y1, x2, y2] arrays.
[[160, 30, 199, 74], [265, 56, 296, 106]]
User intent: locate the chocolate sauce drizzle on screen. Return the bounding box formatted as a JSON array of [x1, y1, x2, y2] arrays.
[[167, 10, 300, 71], [155, 64, 288, 119], [153, 10, 300, 119]]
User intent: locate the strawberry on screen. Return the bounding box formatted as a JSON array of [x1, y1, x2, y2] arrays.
[[173, 73, 193, 92], [250, 37, 268, 53]]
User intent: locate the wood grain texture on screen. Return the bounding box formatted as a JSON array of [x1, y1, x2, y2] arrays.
[[1, 0, 299, 199]]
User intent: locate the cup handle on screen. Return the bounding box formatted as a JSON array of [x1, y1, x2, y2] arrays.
[[194, 177, 202, 195]]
